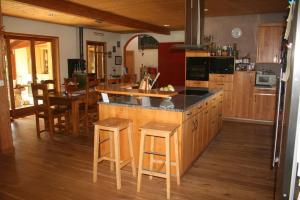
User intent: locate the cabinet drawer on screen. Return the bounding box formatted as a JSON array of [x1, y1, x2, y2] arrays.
[[186, 80, 209, 87], [254, 88, 276, 95], [209, 74, 234, 82], [209, 82, 233, 91]]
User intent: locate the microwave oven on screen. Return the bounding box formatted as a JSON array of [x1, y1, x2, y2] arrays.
[[256, 74, 277, 86], [209, 57, 235, 74]]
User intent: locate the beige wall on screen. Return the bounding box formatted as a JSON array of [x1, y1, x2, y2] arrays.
[[121, 12, 285, 63], [204, 12, 285, 61]]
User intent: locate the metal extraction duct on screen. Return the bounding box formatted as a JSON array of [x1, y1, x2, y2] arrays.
[[79, 27, 84, 60], [175, 0, 206, 49]]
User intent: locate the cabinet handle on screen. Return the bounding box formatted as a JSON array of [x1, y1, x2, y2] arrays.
[[186, 112, 192, 116]]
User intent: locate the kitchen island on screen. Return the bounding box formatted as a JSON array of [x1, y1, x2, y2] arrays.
[[97, 88, 224, 175]]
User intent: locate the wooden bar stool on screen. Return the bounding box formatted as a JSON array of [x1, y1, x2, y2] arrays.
[[137, 122, 180, 199], [93, 118, 136, 190]]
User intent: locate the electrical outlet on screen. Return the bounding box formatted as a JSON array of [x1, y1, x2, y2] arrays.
[[0, 80, 4, 87]]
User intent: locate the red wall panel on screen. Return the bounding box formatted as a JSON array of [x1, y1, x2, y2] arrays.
[[158, 42, 185, 87]]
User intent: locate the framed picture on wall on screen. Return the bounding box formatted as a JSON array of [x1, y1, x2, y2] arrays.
[[112, 46, 116, 53], [117, 41, 120, 47], [108, 51, 112, 58], [115, 56, 122, 65]]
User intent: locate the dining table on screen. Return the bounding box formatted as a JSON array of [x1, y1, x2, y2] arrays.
[[49, 91, 86, 136], [48, 82, 138, 136]]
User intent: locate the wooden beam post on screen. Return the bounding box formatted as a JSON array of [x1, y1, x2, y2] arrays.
[[14, 0, 170, 35], [0, 3, 14, 154]]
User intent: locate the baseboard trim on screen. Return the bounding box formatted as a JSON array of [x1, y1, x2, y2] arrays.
[[223, 117, 274, 125]]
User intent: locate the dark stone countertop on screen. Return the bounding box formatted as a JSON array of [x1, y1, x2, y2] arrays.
[[98, 88, 222, 112]]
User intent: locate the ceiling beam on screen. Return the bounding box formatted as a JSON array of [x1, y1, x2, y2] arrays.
[[14, 0, 170, 35]]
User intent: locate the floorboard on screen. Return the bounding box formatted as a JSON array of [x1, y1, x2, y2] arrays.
[[0, 116, 275, 200]]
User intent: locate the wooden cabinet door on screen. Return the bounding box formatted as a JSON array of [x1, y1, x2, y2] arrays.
[[203, 103, 209, 148], [223, 91, 233, 117], [209, 101, 218, 141], [182, 115, 196, 170], [194, 106, 204, 157], [257, 24, 283, 63], [253, 93, 276, 121], [233, 71, 255, 118], [217, 94, 223, 132]]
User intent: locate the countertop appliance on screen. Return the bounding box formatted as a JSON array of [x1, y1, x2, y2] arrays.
[[186, 57, 209, 81], [256, 74, 277, 86]]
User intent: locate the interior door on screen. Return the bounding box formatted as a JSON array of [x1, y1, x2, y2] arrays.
[[5, 35, 58, 118], [125, 50, 135, 74], [87, 41, 106, 81]]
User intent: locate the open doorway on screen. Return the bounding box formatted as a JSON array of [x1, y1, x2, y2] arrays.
[[5, 33, 59, 118], [86, 41, 106, 81], [123, 34, 159, 83]]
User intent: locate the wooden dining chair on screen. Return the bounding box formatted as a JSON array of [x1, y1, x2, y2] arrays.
[[64, 77, 78, 95], [41, 79, 56, 93], [31, 83, 70, 138], [80, 77, 100, 134]]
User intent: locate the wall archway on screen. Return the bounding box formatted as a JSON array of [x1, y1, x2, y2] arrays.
[[123, 34, 159, 80]]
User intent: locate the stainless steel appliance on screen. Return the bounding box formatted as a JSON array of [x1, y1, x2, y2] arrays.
[[209, 57, 235, 74], [186, 57, 209, 81], [255, 74, 277, 86], [273, 1, 300, 199]]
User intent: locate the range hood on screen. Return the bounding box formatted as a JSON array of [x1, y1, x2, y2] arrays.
[[175, 0, 206, 50]]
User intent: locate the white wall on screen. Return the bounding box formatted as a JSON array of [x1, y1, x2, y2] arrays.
[[3, 16, 122, 81], [126, 37, 158, 80]]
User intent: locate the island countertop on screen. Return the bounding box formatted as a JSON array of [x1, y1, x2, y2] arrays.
[[98, 88, 222, 112]]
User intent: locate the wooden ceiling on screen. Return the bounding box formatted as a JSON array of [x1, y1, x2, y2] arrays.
[[1, 0, 288, 33]]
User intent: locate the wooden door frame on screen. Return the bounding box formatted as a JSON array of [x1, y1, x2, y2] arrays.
[[4, 32, 60, 118], [86, 41, 106, 79]]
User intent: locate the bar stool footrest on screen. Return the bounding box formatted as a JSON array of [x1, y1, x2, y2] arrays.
[[142, 169, 167, 179], [144, 151, 166, 156]]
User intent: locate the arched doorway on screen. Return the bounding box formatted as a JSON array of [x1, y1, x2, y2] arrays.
[[123, 34, 159, 82]]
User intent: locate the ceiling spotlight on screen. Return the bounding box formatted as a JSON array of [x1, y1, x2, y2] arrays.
[[95, 19, 104, 24], [163, 24, 170, 27], [48, 13, 55, 17], [204, 8, 208, 12]]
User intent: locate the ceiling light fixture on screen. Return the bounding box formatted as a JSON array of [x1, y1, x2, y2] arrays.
[[95, 19, 104, 24], [163, 24, 170, 27], [48, 13, 55, 17], [204, 8, 208, 12]]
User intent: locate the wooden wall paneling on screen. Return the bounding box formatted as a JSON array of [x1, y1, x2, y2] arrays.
[[0, 3, 14, 153]]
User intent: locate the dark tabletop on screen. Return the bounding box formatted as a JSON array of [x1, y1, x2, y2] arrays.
[[98, 88, 222, 112]]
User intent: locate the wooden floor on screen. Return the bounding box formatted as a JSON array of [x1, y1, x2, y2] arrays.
[[0, 116, 275, 200]]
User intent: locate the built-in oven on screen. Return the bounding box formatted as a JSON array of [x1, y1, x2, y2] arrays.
[[210, 57, 235, 74], [186, 57, 209, 81]]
